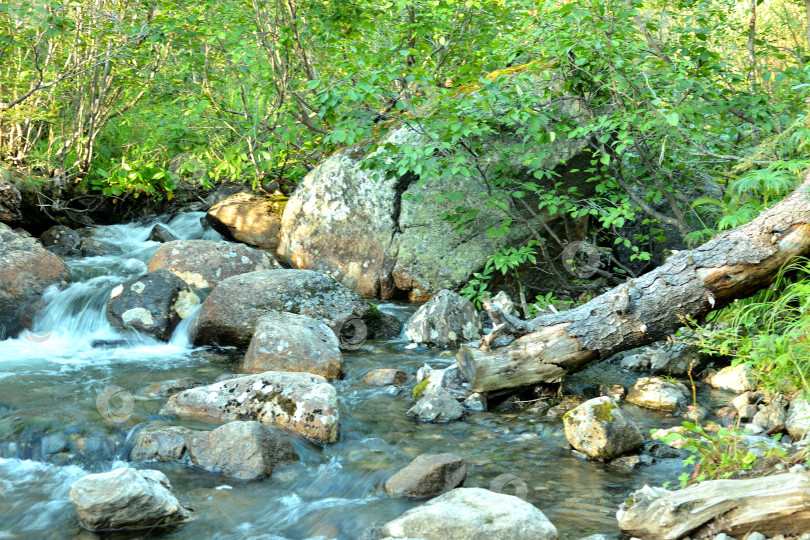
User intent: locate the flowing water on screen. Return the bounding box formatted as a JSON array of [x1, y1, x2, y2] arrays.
[[0, 213, 696, 539]]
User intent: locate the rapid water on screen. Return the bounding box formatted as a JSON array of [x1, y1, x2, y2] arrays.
[[0, 213, 689, 539]]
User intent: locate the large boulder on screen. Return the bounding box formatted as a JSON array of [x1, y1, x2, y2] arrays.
[[379, 487, 558, 539], [206, 191, 286, 250], [147, 239, 280, 289], [187, 421, 297, 479], [162, 371, 339, 443], [69, 467, 193, 532], [0, 224, 71, 339], [279, 69, 594, 302], [404, 290, 482, 347], [385, 453, 467, 498], [106, 269, 200, 341], [191, 269, 371, 348], [242, 312, 343, 380], [562, 396, 644, 460]]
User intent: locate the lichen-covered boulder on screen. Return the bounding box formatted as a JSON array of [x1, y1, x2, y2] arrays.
[[626, 377, 690, 413], [0, 173, 23, 224], [69, 468, 192, 532], [404, 290, 482, 347], [40, 225, 79, 256], [106, 269, 200, 341], [162, 371, 339, 443], [0, 224, 71, 339], [191, 269, 371, 348], [385, 453, 467, 498], [279, 70, 594, 301], [206, 191, 286, 250], [147, 239, 280, 289], [562, 396, 644, 460], [187, 421, 296, 479], [379, 487, 558, 539], [242, 312, 343, 380]]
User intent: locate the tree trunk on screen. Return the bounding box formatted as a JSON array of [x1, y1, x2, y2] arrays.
[[459, 173, 810, 393], [617, 471, 810, 539]]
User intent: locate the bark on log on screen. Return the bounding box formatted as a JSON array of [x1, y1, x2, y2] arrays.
[[616, 471, 810, 539], [459, 174, 810, 393]]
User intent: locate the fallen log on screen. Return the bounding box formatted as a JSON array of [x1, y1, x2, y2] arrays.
[[458, 173, 810, 393], [616, 471, 810, 539]]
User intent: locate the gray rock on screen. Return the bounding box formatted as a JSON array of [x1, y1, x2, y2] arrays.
[[380, 487, 558, 539], [462, 393, 487, 412], [191, 269, 371, 349], [69, 467, 192, 531], [706, 365, 755, 393], [0, 173, 22, 224], [188, 421, 296, 479], [752, 398, 788, 431], [404, 290, 482, 348], [743, 533, 766, 540], [41, 225, 79, 256], [546, 395, 587, 418], [385, 453, 467, 498], [407, 387, 464, 423], [106, 269, 200, 341], [626, 377, 690, 413], [607, 454, 653, 474], [0, 223, 71, 339], [648, 342, 703, 376], [137, 377, 206, 399], [148, 223, 178, 243], [129, 424, 195, 461], [147, 239, 280, 289], [242, 312, 343, 380], [787, 396, 810, 440], [491, 291, 519, 317], [562, 396, 644, 460], [77, 237, 122, 257], [162, 371, 339, 443]]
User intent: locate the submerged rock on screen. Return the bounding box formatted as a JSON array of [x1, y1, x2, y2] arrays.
[[147, 239, 280, 289], [191, 269, 371, 349], [106, 269, 200, 341], [385, 453, 467, 498], [187, 421, 296, 479], [129, 424, 195, 462], [242, 312, 343, 379], [0, 223, 71, 339], [69, 467, 192, 532], [626, 377, 690, 413], [137, 377, 207, 399], [407, 387, 464, 423], [206, 191, 285, 250], [404, 290, 482, 348], [379, 487, 558, 539], [362, 368, 409, 386], [562, 396, 644, 460], [162, 371, 339, 443]]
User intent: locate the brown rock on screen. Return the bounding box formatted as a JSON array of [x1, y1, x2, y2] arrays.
[[385, 453, 467, 498], [206, 192, 285, 250], [0, 224, 71, 338], [362, 369, 408, 386]]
